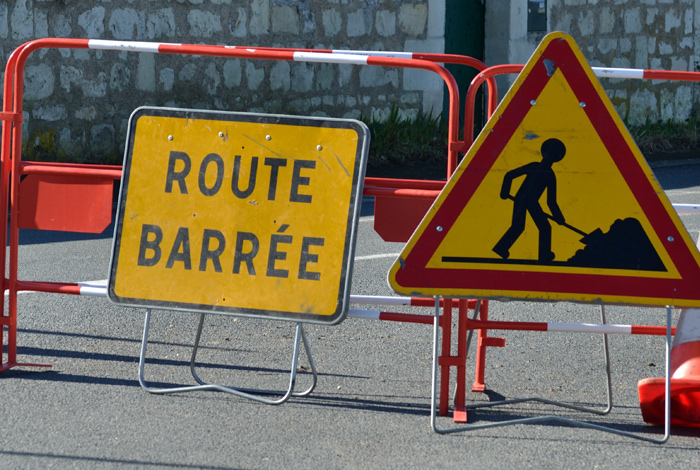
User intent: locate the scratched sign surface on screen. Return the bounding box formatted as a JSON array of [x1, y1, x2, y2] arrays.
[[109, 107, 369, 324]]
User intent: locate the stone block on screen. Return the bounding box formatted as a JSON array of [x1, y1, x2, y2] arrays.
[[146, 9, 176, 39], [270, 61, 291, 91], [179, 63, 197, 82], [34, 105, 67, 122], [53, 13, 72, 37], [245, 62, 265, 91], [359, 67, 398, 88], [646, 8, 659, 27], [90, 124, 115, 156], [665, 8, 682, 33], [35, 10, 48, 38], [316, 63, 335, 91], [659, 41, 674, 55], [338, 64, 353, 88], [78, 6, 106, 37], [322, 8, 342, 36], [204, 62, 221, 95], [578, 10, 595, 36], [598, 38, 618, 55], [250, 0, 271, 35], [661, 88, 675, 121], [427, 0, 446, 38], [671, 56, 688, 71], [10, 0, 33, 40], [0, 4, 8, 39], [75, 106, 97, 121], [109, 8, 143, 39], [291, 63, 314, 93], [223, 59, 242, 88], [110, 62, 131, 92], [635, 36, 648, 69], [348, 9, 372, 37], [272, 5, 300, 35], [675, 85, 693, 120], [82, 72, 108, 98], [230, 8, 247, 37], [159, 67, 175, 92], [60, 66, 83, 93], [398, 3, 428, 36], [25, 64, 55, 101], [624, 7, 641, 34], [629, 88, 658, 125], [684, 7, 693, 34], [136, 53, 155, 92], [599, 7, 615, 34], [188, 10, 223, 37], [375, 10, 396, 37]]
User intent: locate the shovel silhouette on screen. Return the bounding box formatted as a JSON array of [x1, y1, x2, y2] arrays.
[[506, 195, 603, 245]]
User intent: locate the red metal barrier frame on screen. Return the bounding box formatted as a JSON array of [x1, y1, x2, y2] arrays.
[[0, 38, 486, 420]]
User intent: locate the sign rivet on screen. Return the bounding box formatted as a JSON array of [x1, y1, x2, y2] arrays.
[[530, 100, 537, 106], [168, 135, 173, 141], [218, 131, 224, 137], [436, 226, 443, 232], [266, 135, 272, 141], [317, 145, 323, 151], [580, 102, 586, 107], [668, 236, 675, 242]]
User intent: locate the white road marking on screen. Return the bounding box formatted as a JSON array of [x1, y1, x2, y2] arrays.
[[354, 253, 400, 261]]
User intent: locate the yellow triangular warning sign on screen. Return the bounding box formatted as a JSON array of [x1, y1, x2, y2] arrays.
[[388, 32, 700, 307]]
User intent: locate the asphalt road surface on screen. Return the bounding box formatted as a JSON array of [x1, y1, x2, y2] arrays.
[[2, 161, 700, 469]]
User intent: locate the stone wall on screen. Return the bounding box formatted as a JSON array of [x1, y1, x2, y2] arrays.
[[549, 0, 699, 126], [486, 0, 700, 127], [0, 1, 445, 164]]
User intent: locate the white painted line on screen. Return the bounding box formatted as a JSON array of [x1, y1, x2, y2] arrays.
[[354, 253, 400, 261]]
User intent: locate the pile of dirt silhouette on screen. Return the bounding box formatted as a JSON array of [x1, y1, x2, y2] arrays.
[[566, 217, 665, 271]]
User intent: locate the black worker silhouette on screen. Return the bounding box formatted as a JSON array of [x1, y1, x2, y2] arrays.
[[493, 138, 566, 263]]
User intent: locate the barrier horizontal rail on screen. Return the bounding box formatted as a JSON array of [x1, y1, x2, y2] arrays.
[[465, 63, 700, 152], [5, 280, 674, 336]]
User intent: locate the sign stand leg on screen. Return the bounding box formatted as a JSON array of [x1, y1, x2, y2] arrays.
[[138, 309, 317, 404], [430, 298, 672, 443]]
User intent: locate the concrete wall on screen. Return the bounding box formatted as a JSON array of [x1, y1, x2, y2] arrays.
[[0, 1, 446, 164], [485, 0, 700, 126]]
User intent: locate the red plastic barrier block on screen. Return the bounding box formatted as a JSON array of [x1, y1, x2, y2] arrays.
[[19, 174, 113, 233], [373, 196, 434, 243]]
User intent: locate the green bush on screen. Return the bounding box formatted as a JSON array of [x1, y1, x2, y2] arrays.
[[361, 106, 448, 168]]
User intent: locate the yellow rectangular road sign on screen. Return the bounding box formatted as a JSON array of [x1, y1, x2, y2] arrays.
[[108, 107, 369, 324]]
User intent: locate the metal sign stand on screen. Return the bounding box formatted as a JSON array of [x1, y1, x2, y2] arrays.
[[138, 309, 317, 404], [430, 299, 672, 443]]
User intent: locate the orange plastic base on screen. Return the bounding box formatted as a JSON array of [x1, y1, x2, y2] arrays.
[[638, 341, 700, 427], [637, 377, 700, 427]]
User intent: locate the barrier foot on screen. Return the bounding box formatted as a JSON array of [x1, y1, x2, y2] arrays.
[[0, 362, 52, 373], [430, 300, 671, 444], [138, 309, 317, 404], [453, 407, 467, 423]]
